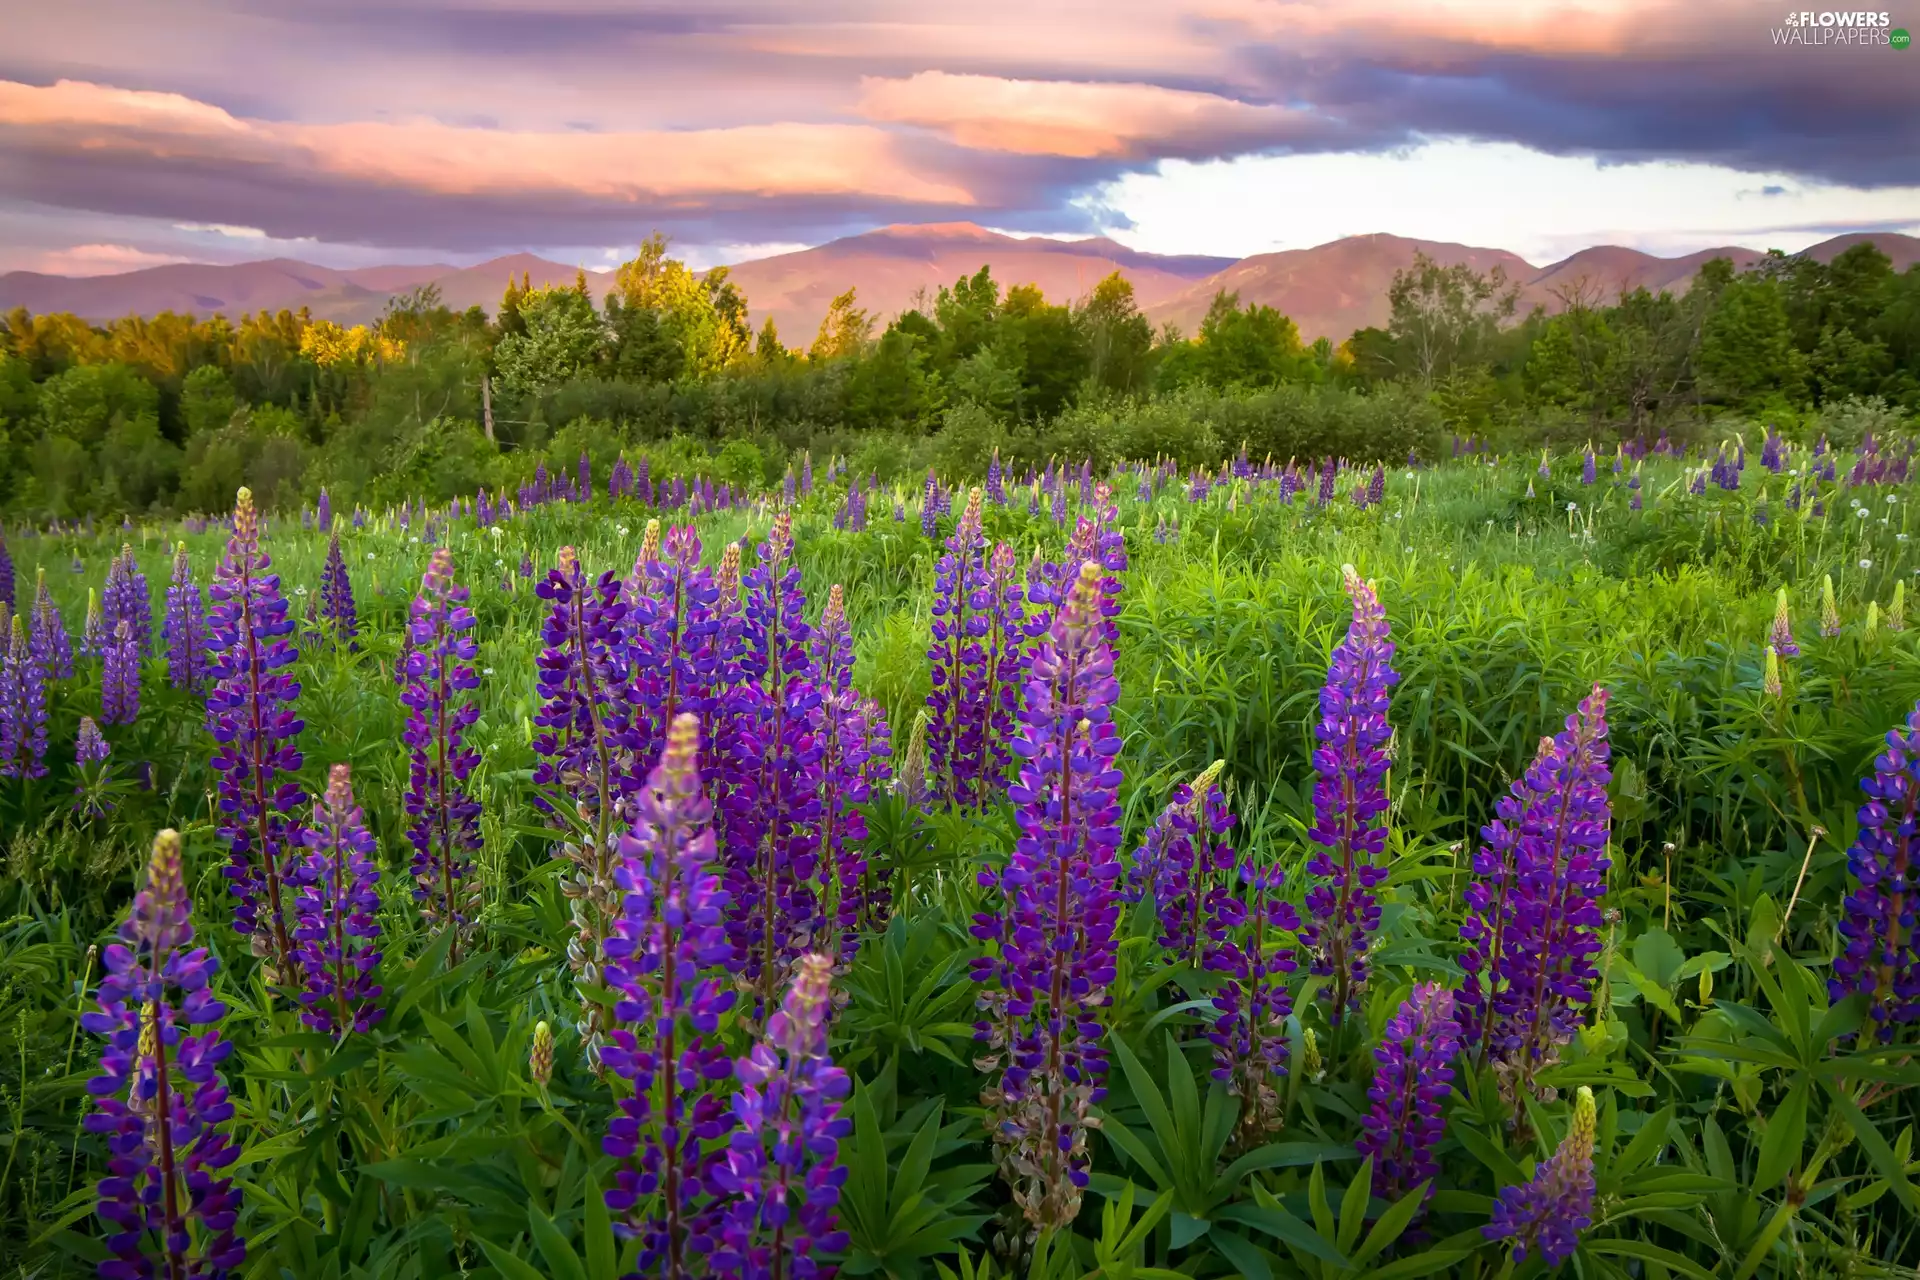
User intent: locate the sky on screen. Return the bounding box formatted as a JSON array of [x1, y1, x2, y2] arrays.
[[0, 0, 1916, 276]]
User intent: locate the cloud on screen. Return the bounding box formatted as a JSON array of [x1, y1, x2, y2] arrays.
[[28, 243, 190, 275], [859, 72, 1358, 159]]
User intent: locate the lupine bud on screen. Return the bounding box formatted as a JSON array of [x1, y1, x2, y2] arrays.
[[892, 708, 931, 807], [1867, 601, 1881, 635], [1485, 1086, 1597, 1266], [82, 588, 106, 659], [530, 1020, 554, 1089], [1821, 574, 1842, 637], [1769, 587, 1799, 657], [84, 830, 244, 1278], [1764, 645, 1783, 698], [1892, 582, 1908, 633]]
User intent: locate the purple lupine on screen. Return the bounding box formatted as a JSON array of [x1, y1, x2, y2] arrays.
[[714, 952, 852, 1279], [728, 512, 825, 1008], [205, 486, 307, 973], [1207, 852, 1300, 1148], [1761, 429, 1785, 473], [101, 619, 140, 726], [533, 546, 633, 1061], [83, 588, 108, 660], [602, 714, 739, 1278], [163, 542, 210, 692], [83, 830, 244, 1279], [1581, 447, 1596, 486], [1317, 457, 1338, 506], [1459, 687, 1612, 1090], [971, 559, 1124, 1230], [579, 450, 593, 501], [1485, 1085, 1597, 1267], [627, 524, 724, 771], [919, 470, 941, 538], [1356, 983, 1460, 1202], [1831, 699, 1920, 1042], [986, 448, 1006, 505], [318, 533, 358, 649], [318, 487, 332, 531], [1132, 765, 1233, 967], [104, 545, 153, 658], [968, 542, 1030, 805], [1, 613, 49, 779], [927, 488, 989, 807], [73, 715, 114, 818], [401, 549, 483, 964], [1300, 566, 1399, 1027], [811, 584, 886, 958], [0, 529, 13, 617], [1367, 465, 1385, 505], [292, 764, 384, 1035]]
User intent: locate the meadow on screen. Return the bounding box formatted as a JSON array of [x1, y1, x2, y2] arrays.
[[2, 435, 1919, 1279]]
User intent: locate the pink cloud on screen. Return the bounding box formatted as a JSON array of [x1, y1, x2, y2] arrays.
[[858, 72, 1346, 159], [29, 242, 190, 275], [0, 79, 975, 205]]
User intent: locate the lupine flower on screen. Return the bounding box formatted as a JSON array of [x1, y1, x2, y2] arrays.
[[1485, 1086, 1597, 1267], [1538, 448, 1551, 479], [163, 543, 210, 692], [1, 613, 49, 779], [534, 547, 632, 1061], [205, 487, 308, 973], [1821, 575, 1842, 637], [1301, 567, 1399, 1026], [927, 489, 990, 806], [83, 830, 244, 1279], [292, 764, 384, 1035], [729, 512, 826, 1007], [401, 549, 483, 963], [1581, 447, 1596, 486], [627, 524, 723, 769], [972, 559, 1124, 1231], [1368, 465, 1386, 505], [72, 715, 115, 819], [104, 545, 153, 658], [1357, 983, 1460, 1202], [715, 952, 852, 1279], [1459, 687, 1612, 1094], [1132, 763, 1232, 966], [986, 448, 1006, 505], [318, 487, 332, 531], [101, 619, 140, 726], [812, 585, 885, 960], [1769, 587, 1799, 657], [602, 714, 739, 1277], [1832, 699, 1920, 1042], [83, 588, 108, 659], [0, 529, 13, 617], [319, 533, 358, 649]]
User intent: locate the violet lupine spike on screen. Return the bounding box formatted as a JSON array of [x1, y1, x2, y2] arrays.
[[292, 764, 385, 1035], [34, 570, 76, 679], [2, 614, 50, 780], [1356, 983, 1461, 1203], [0, 530, 13, 617], [319, 532, 359, 649], [164, 542, 210, 692], [104, 545, 153, 658], [714, 952, 852, 1279], [927, 488, 989, 807], [971, 558, 1124, 1232], [101, 619, 141, 726], [74, 715, 114, 818], [83, 830, 245, 1279], [1459, 687, 1612, 1091], [729, 512, 826, 1010], [83, 588, 107, 660], [602, 714, 739, 1279], [533, 546, 633, 1062], [1831, 698, 1920, 1043], [205, 486, 308, 973], [626, 525, 722, 774], [1300, 566, 1399, 1027], [401, 548, 483, 964], [1485, 1085, 1597, 1267], [1207, 850, 1301, 1148], [812, 584, 883, 960], [970, 542, 1031, 804], [1132, 763, 1232, 967]]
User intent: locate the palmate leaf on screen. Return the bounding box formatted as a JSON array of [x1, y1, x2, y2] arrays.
[[840, 1085, 988, 1277]]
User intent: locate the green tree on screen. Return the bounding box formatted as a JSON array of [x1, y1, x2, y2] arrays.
[[181, 364, 239, 439], [493, 286, 607, 397], [1699, 273, 1803, 407], [611, 234, 750, 377], [810, 288, 874, 362], [1077, 272, 1154, 395], [846, 328, 937, 431], [1385, 253, 1519, 389]]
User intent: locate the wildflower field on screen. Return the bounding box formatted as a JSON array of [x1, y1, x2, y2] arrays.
[[5, 437, 1920, 1279]]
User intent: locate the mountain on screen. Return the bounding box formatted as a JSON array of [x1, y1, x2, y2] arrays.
[[1146, 230, 1920, 344], [0, 254, 604, 324], [717, 223, 1236, 344], [4, 227, 1916, 344], [1145, 233, 1535, 343]]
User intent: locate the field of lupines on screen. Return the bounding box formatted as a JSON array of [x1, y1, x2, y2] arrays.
[[4, 432, 1920, 1279]]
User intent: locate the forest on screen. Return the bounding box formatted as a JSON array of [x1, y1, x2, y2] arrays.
[[2, 233, 1918, 522]]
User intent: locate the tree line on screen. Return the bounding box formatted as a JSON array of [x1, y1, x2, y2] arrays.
[[1, 231, 1915, 519]]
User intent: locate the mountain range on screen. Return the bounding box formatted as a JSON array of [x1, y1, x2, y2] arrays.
[[4, 224, 1917, 347]]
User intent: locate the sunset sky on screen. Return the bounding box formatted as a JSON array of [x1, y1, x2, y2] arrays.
[[1, 0, 1916, 274]]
